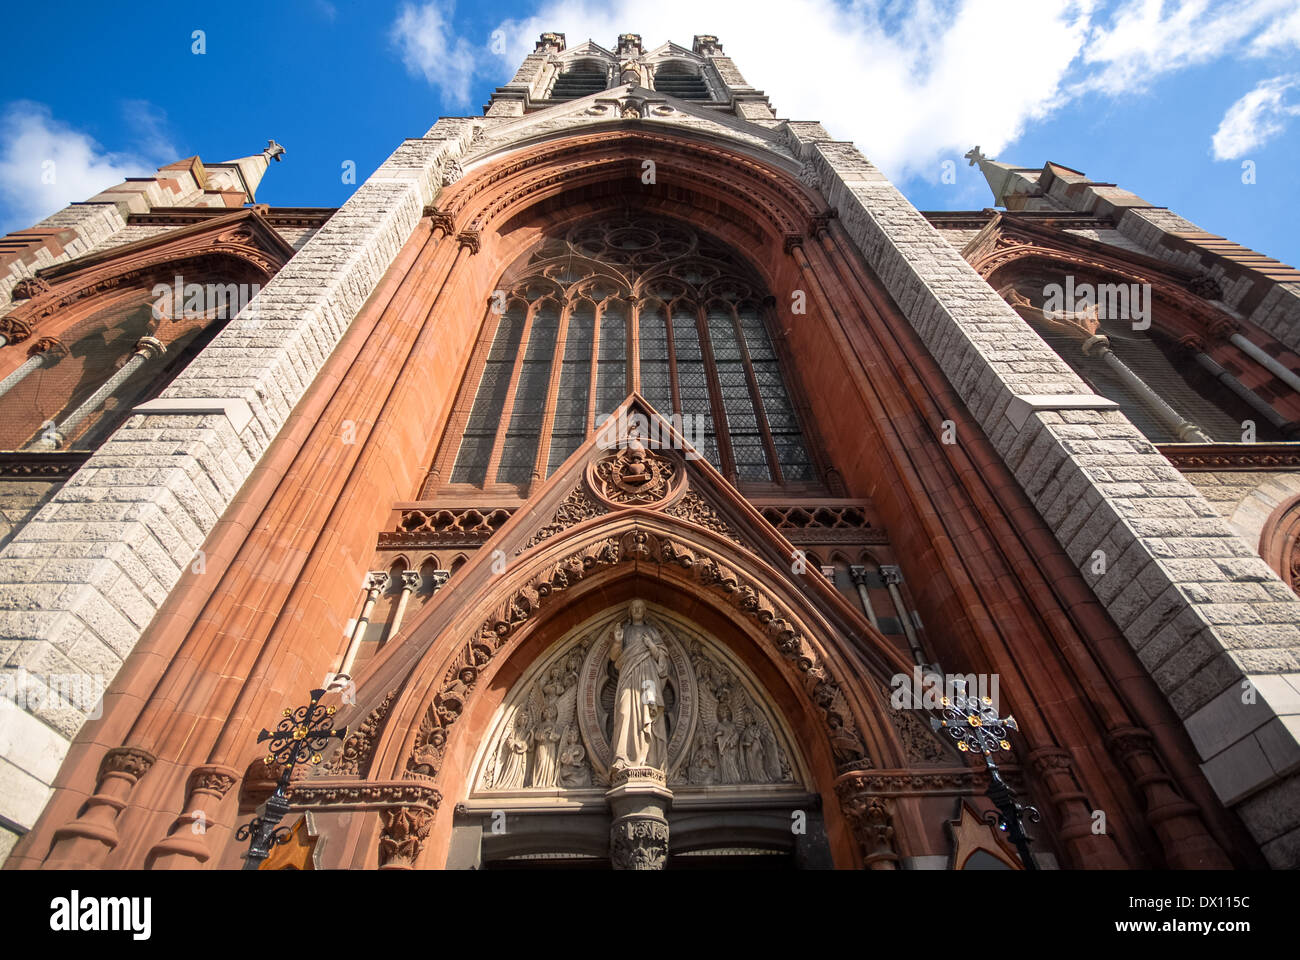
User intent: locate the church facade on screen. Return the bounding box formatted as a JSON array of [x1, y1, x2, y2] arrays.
[[1, 33, 1298, 870]]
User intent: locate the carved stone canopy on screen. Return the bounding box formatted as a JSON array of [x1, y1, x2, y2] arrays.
[[469, 603, 806, 797]]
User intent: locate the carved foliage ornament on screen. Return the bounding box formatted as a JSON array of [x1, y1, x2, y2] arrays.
[[378, 805, 435, 868], [610, 817, 669, 870]]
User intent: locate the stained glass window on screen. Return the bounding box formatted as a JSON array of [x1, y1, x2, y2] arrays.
[[440, 214, 820, 491]]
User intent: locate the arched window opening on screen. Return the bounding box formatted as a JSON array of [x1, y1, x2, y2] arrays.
[[653, 62, 711, 100], [1001, 274, 1285, 443], [431, 214, 825, 495], [550, 60, 609, 100]]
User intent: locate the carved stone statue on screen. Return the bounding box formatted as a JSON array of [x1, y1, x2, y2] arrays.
[[714, 701, 742, 783], [531, 704, 562, 787], [494, 709, 531, 789], [609, 599, 669, 771]]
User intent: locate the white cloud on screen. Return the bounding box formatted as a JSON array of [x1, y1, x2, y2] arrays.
[[1249, 2, 1300, 54], [1211, 73, 1300, 160], [392, 0, 1300, 183], [0, 101, 172, 234], [391, 0, 485, 108], [1072, 0, 1297, 96], [490, 0, 1092, 179]]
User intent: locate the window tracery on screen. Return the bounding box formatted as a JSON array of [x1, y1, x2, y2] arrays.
[[433, 214, 821, 493]]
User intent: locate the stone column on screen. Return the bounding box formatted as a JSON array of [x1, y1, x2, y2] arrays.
[[144, 764, 239, 869], [336, 571, 390, 682], [386, 569, 422, 639], [0, 337, 65, 402], [28, 336, 166, 450], [43, 745, 155, 868], [848, 564, 880, 629], [1182, 337, 1294, 435], [1105, 727, 1230, 868], [606, 767, 671, 870], [1078, 335, 1212, 442], [1229, 331, 1300, 396], [879, 565, 925, 664]]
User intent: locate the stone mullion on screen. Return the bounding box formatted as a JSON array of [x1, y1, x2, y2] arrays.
[[816, 223, 1233, 866], [760, 296, 836, 491], [628, 298, 641, 398], [583, 300, 601, 438], [424, 302, 504, 493], [483, 301, 537, 486], [663, 302, 683, 416], [532, 298, 572, 484], [695, 301, 736, 480], [730, 304, 783, 484]]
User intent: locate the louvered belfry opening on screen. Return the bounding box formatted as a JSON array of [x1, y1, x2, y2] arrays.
[[430, 213, 823, 496], [653, 63, 711, 100], [549, 61, 609, 100]]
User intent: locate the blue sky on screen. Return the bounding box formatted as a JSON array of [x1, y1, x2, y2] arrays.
[[2, 0, 1298, 267]]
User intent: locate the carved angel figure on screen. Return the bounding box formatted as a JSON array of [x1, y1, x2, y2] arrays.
[[521, 656, 580, 788]]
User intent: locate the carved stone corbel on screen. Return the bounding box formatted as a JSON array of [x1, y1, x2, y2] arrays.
[[144, 763, 239, 869], [377, 804, 435, 869], [837, 788, 900, 869]]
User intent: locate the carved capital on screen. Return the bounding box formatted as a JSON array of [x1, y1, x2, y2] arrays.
[[610, 815, 669, 870], [186, 763, 238, 798], [879, 564, 903, 586], [100, 745, 157, 783], [377, 804, 435, 869], [134, 336, 167, 360], [399, 570, 421, 592], [783, 234, 804, 255], [837, 789, 901, 869], [0, 316, 33, 344], [456, 231, 481, 254], [28, 336, 67, 361], [365, 570, 391, 594]]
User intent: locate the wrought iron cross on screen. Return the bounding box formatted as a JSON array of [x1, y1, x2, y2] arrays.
[[930, 678, 1040, 870], [237, 688, 347, 870]]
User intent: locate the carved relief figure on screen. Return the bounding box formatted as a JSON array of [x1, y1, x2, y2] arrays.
[[494, 709, 531, 789], [609, 599, 670, 770], [557, 725, 591, 787], [714, 701, 742, 783], [531, 704, 562, 787]]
